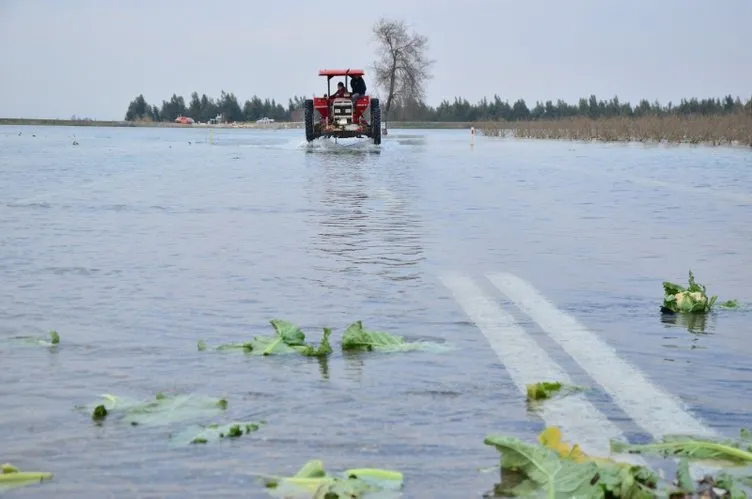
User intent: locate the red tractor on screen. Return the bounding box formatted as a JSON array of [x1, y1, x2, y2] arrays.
[[304, 69, 381, 145]]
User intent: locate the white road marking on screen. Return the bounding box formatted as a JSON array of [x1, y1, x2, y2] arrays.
[[535, 160, 752, 205], [487, 271, 718, 441], [620, 176, 752, 205], [439, 272, 646, 464]]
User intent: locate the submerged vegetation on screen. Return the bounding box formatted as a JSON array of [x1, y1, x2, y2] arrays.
[[0, 330, 60, 348], [82, 392, 229, 427]]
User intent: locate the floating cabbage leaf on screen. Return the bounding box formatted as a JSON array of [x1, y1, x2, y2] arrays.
[[1, 330, 60, 348], [0, 463, 53, 492], [81, 392, 228, 427], [340, 321, 446, 353], [198, 320, 332, 357], [661, 270, 718, 314], [256, 459, 403, 498], [610, 433, 752, 465]]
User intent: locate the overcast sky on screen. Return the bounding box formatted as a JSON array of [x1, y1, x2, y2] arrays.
[[1, 0, 750, 120]]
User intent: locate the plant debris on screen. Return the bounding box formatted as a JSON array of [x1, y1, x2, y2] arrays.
[[198, 319, 332, 357], [340, 320, 445, 353], [661, 271, 721, 314], [483, 427, 752, 498], [170, 421, 265, 445], [81, 392, 228, 427], [1, 330, 60, 348], [198, 319, 448, 356], [255, 459, 403, 498], [610, 429, 752, 465], [0, 463, 53, 492], [526, 381, 587, 401]]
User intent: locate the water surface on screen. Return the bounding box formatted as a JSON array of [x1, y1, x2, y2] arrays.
[[1, 125, 751, 497]]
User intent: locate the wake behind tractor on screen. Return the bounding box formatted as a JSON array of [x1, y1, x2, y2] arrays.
[[304, 69, 381, 145]]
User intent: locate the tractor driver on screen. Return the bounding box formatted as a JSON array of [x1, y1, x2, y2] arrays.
[[330, 81, 347, 100], [349, 74, 366, 102]]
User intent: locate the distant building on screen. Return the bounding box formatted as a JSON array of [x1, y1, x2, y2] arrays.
[[174, 115, 195, 125], [256, 117, 275, 124]]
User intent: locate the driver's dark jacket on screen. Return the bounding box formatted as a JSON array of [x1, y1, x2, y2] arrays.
[[350, 77, 367, 95]]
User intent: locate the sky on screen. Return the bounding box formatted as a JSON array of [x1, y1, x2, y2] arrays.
[[1, 0, 751, 120]]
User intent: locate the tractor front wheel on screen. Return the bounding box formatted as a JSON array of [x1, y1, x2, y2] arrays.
[[370, 98, 381, 145], [304, 99, 315, 142]]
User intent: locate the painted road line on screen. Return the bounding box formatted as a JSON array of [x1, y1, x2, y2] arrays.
[[487, 272, 719, 440], [532, 160, 752, 205], [439, 272, 647, 464]]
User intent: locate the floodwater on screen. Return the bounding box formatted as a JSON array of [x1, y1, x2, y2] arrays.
[[1, 125, 751, 498]]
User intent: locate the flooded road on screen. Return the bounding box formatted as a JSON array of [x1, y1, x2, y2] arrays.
[[1, 125, 751, 497]]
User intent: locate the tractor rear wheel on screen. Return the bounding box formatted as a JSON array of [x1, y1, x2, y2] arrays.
[[370, 98, 381, 145], [304, 99, 315, 142]]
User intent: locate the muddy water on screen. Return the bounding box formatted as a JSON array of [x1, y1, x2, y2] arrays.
[[1, 125, 751, 498]]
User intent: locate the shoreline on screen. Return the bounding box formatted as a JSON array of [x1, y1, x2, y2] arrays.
[[3, 116, 750, 148], [0, 118, 474, 130]]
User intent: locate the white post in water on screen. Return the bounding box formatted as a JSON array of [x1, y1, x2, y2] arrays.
[[470, 126, 475, 147]]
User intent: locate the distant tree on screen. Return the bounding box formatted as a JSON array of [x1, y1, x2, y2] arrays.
[[125, 94, 151, 121], [371, 18, 435, 125], [217, 90, 243, 122], [160, 94, 187, 121], [188, 92, 202, 120]]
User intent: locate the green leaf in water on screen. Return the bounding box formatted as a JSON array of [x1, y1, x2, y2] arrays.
[[199, 320, 332, 357], [255, 459, 403, 498], [168, 421, 265, 445], [661, 270, 722, 314], [340, 320, 446, 353], [719, 299, 740, 309], [81, 392, 228, 427], [527, 382, 588, 404], [526, 381, 563, 401], [483, 433, 601, 498], [674, 457, 695, 493], [1, 330, 61, 348], [0, 463, 53, 492], [610, 434, 752, 464]]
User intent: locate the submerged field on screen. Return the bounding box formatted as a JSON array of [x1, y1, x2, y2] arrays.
[[480, 113, 752, 147], [1, 125, 751, 497]]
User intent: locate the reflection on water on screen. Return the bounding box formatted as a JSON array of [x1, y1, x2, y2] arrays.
[[343, 350, 365, 383], [660, 310, 712, 334], [304, 149, 425, 286], [317, 355, 330, 380]]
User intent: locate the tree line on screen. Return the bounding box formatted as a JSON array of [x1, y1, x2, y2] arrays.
[[125, 91, 752, 124], [394, 94, 752, 122], [124, 91, 309, 123]]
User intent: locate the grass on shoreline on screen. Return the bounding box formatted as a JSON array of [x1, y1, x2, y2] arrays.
[[479, 113, 752, 147]]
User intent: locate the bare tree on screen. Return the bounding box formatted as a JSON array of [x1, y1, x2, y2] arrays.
[[371, 18, 434, 126]]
